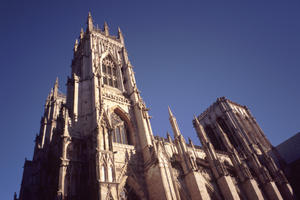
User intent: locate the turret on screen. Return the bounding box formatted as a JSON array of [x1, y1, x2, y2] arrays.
[[53, 77, 59, 99], [80, 28, 84, 40], [103, 21, 109, 36], [73, 39, 78, 53], [166, 132, 172, 143], [118, 27, 124, 44], [87, 12, 93, 32]]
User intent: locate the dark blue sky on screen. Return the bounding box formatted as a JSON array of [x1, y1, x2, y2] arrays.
[[1, 1, 299, 199]]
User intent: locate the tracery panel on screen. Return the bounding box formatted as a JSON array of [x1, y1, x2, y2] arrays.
[[111, 112, 130, 145], [102, 56, 119, 89]]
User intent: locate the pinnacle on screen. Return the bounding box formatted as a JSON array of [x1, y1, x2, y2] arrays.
[[103, 21, 109, 36], [168, 106, 174, 118], [87, 12, 93, 32], [74, 39, 78, 52], [193, 115, 199, 124], [87, 11, 93, 22], [80, 28, 84, 39], [188, 137, 193, 144], [118, 26, 121, 32], [55, 77, 59, 88], [166, 131, 171, 137]]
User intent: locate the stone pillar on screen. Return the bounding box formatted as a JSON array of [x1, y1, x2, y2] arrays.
[[277, 181, 295, 200], [257, 142, 295, 199], [217, 176, 240, 200], [258, 166, 283, 200], [73, 74, 79, 121], [193, 117, 240, 200], [185, 171, 211, 200], [145, 145, 178, 200], [242, 179, 264, 200], [264, 181, 283, 200], [214, 123, 265, 200], [124, 63, 153, 161], [57, 109, 71, 199], [40, 117, 47, 148], [168, 109, 211, 200]]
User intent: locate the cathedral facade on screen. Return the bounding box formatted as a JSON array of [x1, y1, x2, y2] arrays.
[[16, 14, 296, 200]]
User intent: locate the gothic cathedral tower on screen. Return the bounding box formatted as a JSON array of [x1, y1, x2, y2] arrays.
[[17, 13, 296, 200], [64, 12, 154, 199], [18, 13, 182, 200]]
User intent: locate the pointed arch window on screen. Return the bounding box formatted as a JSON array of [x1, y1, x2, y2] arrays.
[[102, 57, 119, 88], [113, 124, 129, 145], [111, 112, 130, 145]]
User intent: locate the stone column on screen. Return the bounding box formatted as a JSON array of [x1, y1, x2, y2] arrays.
[[57, 138, 70, 198], [73, 74, 79, 121], [193, 117, 240, 200], [168, 108, 211, 200], [257, 142, 295, 199], [145, 142, 178, 200], [57, 109, 71, 199], [214, 123, 264, 200]]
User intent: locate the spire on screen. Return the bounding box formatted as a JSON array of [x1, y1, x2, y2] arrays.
[[55, 77, 59, 87], [193, 115, 209, 145], [118, 26, 124, 44], [168, 106, 174, 118], [103, 21, 109, 36], [168, 106, 180, 137], [193, 115, 222, 169], [53, 77, 59, 98], [215, 123, 233, 151], [73, 39, 78, 53], [87, 12, 93, 32], [188, 137, 193, 145], [166, 131, 172, 143], [80, 28, 84, 39]]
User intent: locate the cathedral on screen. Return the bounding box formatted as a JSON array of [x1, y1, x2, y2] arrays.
[[16, 13, 296, 200]]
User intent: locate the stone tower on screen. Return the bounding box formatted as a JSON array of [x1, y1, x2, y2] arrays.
[[194, 97, 295, 200], [16, 14, 296, 200]]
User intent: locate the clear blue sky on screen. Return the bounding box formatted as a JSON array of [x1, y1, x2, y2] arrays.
[[0, 1, 299, 199]]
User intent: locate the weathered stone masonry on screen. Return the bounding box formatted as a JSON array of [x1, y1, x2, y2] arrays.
[[16, 13, 296, 200]]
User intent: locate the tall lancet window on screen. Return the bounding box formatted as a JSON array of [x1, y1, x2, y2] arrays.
[[111, 112, 130, 145], [102, 56, 119, 88]]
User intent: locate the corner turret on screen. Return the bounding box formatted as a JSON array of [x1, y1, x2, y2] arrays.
[[87, 12, 93, 32], [53, 77, 59, 99], [103, 21, 109, 36], [118, 26, 124, 44]]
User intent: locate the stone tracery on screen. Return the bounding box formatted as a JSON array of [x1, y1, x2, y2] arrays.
[[102, 56, 119, 89]]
